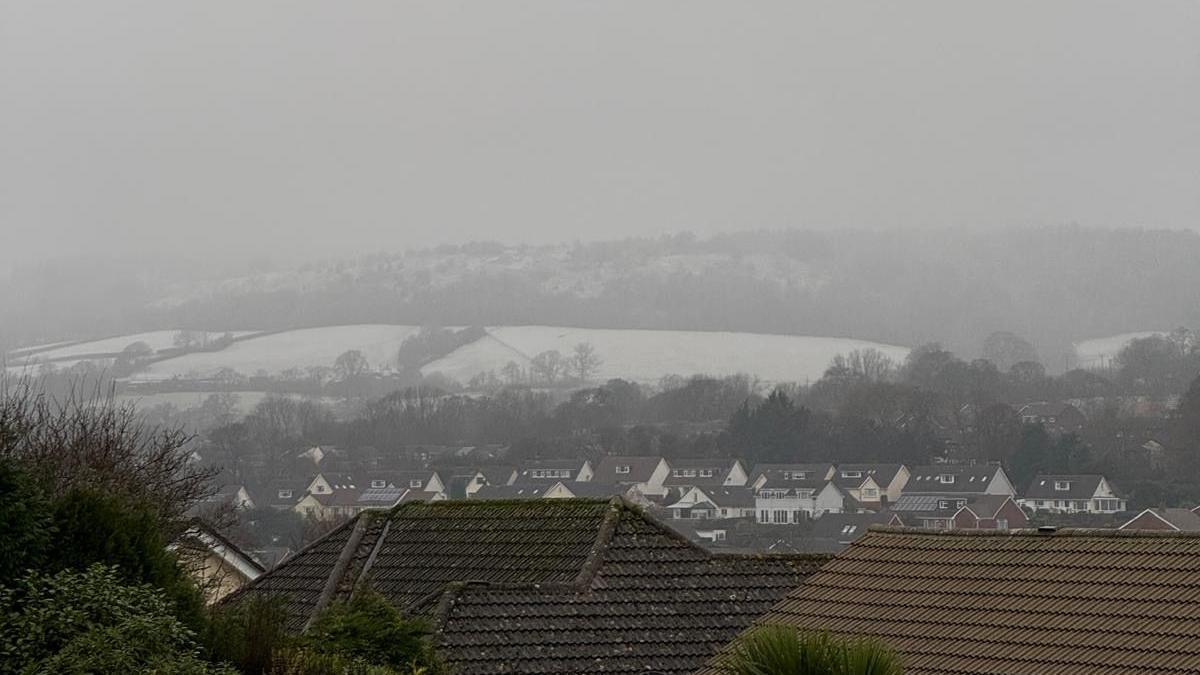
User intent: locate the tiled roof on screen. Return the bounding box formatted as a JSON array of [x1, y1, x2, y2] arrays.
[[227, 498, 824, 674], [904, 465, 1005, 494], [831, 463, 903, 488], [1023, 474, 1105, 500], [709, 527, 1200, 675], [471, 484, 549, 500], [748, 463, 833, 485], [594, 456, 664, 483], [1121, 508, 1200, 531]]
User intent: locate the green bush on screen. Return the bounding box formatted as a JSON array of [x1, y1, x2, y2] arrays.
[[0, 460, 52, 584], [203, 594, 291, 674], [0, 564, 230, 675], [720, 626, 903, 675], [294, 590, 443, 674], [48, 487, 206, 628]]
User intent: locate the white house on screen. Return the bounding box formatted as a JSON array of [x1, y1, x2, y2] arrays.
[[662, 458, 749, 490], [755, 481, 846, 524], [594, 456, 672, 496], [904, 464, 1016, 497], [831, 464, 910, 505], [1019, 474, 1126, 514], [665, 486, 756, 520]]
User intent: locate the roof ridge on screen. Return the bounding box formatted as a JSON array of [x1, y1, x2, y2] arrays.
[[867, 524, 1200, 538]]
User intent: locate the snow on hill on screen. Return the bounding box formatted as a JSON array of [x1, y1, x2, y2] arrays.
[[6, 331, 258, 367], [421, 326, 910, 385], [1073, 331, 1165, 369], [133, 325, 422, 381]]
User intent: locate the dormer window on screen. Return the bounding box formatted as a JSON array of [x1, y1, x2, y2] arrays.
[[842, 470, 862, 479], [409, 479, 423, 488], [939, 474, 955, 484], [700, 469, 714, 478], [938, 499, 951, 509], [672, 469, 682, 477], [371, 480, 386, 489], [1055, 480, 1071, 491], [794, 472, 807, 480], [616, 465, 631, 474], [278, 489, 293, 499]]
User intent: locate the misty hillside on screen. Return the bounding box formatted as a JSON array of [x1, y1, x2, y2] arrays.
[[4, 227, 1199, 365]]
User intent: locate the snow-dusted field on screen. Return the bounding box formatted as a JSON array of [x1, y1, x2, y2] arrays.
[[133, 325, 422, 381], [1073, 331, 1165, 369], [421, 326, 910, 385], [7, 331, 259, 366]]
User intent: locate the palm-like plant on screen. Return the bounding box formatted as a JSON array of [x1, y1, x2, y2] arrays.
[[720, 626, 903, 675]]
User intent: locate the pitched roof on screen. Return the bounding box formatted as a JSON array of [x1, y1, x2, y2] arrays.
[[1023, 474, 1106, 500], [469, 484, 549, 500], [904, 464, 1005, 493], [228, 498, 825, 673], [748, 463, 834, 485], [593, 456, 664, 483], [711, 527, 1200, 675], [1121, 508, 1200, 531], [832, 463, 903, 488]]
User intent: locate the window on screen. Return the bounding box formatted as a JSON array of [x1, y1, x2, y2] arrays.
[[773, 509, 789, 524], [759, 509, 768, 522], [841, 525, 857, 535], [700, 469, 714, 478], [672, 469, 682, 477], [782, 471, 791, 480], [616, 465, 631, 474], [996, 518, 1009, 529], [278, 489, 293, 499], [1057, 500, 1066, 508], [863, 488, 878, 498], [712, 530, 727, 542], [1054, 480, 1071, 491], [939, 474, 955, 484], [841, 470, 862, 479], [797, 490, 813, 499], [371, 480, 386, 489], [410, 479, 423, 488], [938, 499, 951, 510], [683, 469, 697, 477], [792, 510, 805, 523], [532, 470, 544, 478]]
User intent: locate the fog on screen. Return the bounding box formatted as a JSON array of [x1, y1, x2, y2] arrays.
[[2, 0, 1198, 270]]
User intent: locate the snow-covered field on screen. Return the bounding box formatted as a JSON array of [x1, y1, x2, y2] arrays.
[[7, 330, 259, 366], [1073, 331, 1165, 369], [132, 325, 422, 381], [421, 326, 910, 385]]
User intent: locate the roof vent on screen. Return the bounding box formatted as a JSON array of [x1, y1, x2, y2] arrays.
[[1037, 525, 1057, 534]]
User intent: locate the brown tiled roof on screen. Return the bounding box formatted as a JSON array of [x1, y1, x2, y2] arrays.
[[227, 498, 825, 673], [706, 526, 1200, 675]]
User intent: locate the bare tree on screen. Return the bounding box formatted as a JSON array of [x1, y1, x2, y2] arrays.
[[0, 376, 216, 530], [530, 350, 566, 385], [333, 349, 369, 380], [570, 342, 603, 382]]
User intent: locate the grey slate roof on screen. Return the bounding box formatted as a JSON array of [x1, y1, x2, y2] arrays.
[[226, 498, 825, 674], [1023, 474, 1105, 500], [594, 456, 664, 483], [905, 464, 1005, 494]]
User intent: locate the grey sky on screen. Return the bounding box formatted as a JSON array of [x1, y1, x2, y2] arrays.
[[2, 1, 1197, 269]]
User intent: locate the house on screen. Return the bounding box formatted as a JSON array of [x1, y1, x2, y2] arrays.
[[256, 478, 309, 510], [830, 464, 909, 505], [188, 484, 256, 517], [665, 486, 756, 520], [470, 484, 550, 500], [593, 456, 671, 496], [748, 463, 836, 490], [225, 498, 826, 674], [294, 487, 363, 520], [903, 464, 1016, 497], [307, 470, 445, 497], [174, 521, 265, 604], [1017, 401, 1086, 436], [755, 480, 845, 524], [437, 466, 517, 499], [702, 526, 1200, 675], [1020, 474, 1126, 514], [891, 493, 1027, 530], [1119, 508, 1200, 531], [662, 458, 748, 490], [515, 459, 593, 484], [541, 481, 627, 499], [805, 511, 904, 552]]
